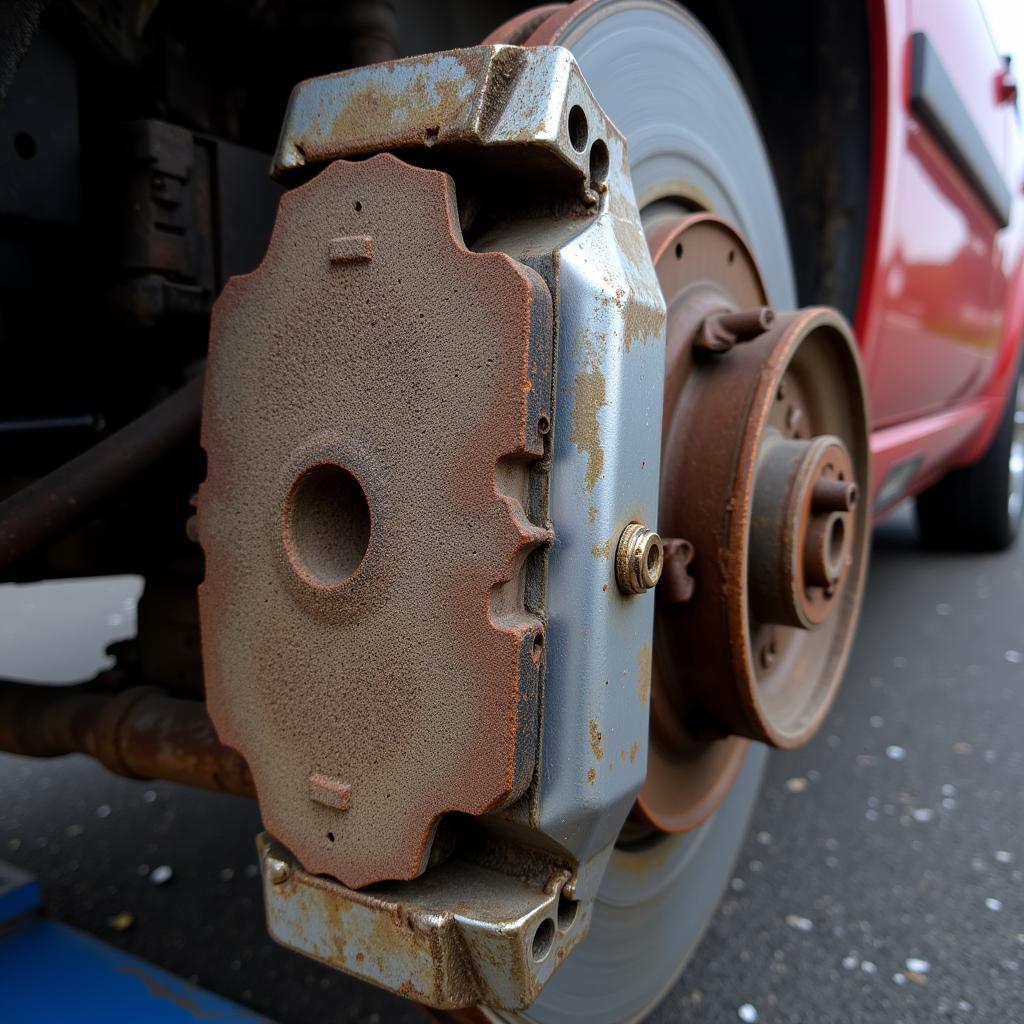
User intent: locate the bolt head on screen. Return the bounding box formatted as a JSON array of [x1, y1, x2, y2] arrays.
[[266, 856, 290, 885]]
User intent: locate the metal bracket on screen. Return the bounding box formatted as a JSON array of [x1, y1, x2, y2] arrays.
[[273, 44, 607, 201], [258, 834, 588, 1011]]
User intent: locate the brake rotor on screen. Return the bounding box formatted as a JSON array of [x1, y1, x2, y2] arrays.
[[484, 2, 868, 1022]]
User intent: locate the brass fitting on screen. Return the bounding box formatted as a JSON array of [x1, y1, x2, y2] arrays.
[[615, 523, 664, 595]]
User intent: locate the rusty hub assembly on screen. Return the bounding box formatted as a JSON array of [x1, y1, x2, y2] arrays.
[[633, 213, 869, 836]]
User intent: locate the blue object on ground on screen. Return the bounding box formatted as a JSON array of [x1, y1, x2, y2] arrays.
[[0, 860, 266, 1022]]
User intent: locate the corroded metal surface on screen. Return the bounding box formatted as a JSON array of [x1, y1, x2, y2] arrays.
[[622, 214, 871, 836], [243, 42, 666, 898], [659, 297, 870, 749], [273, 45, 608, 203], [636, 214, 870, 838], [199, 153, 553, 889], [257, 833, 588, 1012], [636, 213, 769, 835], [0, 374, 203, 576], [0, 682, 254, 797], [482, 6, 566, 46]]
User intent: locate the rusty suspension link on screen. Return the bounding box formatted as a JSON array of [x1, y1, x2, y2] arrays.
[[0, 373, 204, 576], [0, 681, 254, 798]]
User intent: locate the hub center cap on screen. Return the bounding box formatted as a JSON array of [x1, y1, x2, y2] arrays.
[[749, 434, 858, 631]]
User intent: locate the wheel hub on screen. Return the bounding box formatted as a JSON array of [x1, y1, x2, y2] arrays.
[[637, 214, 869, 840], [749, 434, 858, 631]]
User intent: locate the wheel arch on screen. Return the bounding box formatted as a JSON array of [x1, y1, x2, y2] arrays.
[[683, 0, 874, 323]]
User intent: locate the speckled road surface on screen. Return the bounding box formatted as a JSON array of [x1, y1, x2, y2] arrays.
[[2, 506, 1023, 1023]]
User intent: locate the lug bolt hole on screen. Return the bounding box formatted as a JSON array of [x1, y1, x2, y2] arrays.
[[675, 242, 684, 260], [538, 413, 551, 436]]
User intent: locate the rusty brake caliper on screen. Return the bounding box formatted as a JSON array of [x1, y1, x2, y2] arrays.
[[198, 45, 665, 1010], [198, 39, 870, 1014]]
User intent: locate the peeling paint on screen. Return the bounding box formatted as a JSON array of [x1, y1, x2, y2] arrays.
[[621, 295, 664, 354], [636, 643, 651, 705], [571, 369, 606, 491]]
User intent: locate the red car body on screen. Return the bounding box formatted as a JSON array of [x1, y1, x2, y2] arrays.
[[861, 0, 1024, 510]]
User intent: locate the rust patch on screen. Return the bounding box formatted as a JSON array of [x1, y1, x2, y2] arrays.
[[571, 368, 606, 491], [399, 979, 426, 1002], [621, 294, 663, 354], [0, 683, 256, 799], [607, 187, 664, 354], [301, 59, 474, 164], [636, 643, 651, 705], [586, 768, 596, 784], [630, 741, 638, 764], [591, 537, 612, 559], [588, 719, 604, 761]]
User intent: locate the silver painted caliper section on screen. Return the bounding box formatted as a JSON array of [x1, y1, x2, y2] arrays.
[[257, 45, 664, 1011]]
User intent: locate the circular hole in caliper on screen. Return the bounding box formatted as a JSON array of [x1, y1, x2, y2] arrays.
[[284, 462, 371, 588], [568, 104, 588, 151], [557, 893, 579, 932], [589, 139, 609, 189], [531, 918, 555, 962]]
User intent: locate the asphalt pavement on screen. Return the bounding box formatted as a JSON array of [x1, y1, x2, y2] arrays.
[[1, 504, 1022, 1023]]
